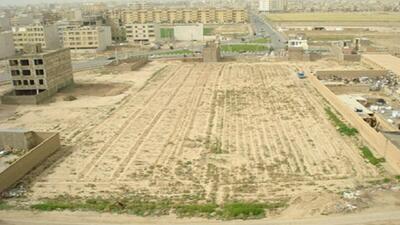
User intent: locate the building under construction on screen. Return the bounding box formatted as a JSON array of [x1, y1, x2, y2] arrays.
[[2, 44, 73, 104]]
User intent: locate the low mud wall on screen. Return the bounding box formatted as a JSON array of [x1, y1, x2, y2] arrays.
[[0, 132, 61, 193], [130, 59, 148, 71], [309, 75, 400, 173], [326, 84, 370, 95], [316, 70, 389, 80]]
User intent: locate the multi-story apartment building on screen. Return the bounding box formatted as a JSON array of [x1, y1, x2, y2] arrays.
[[125, 24, 159, 44], [83, 2, 108, 15], [0, 31, 15, 59], [12, 23, 61, 52], [62, 26, 112, 51], [259, 0, 288, 12], [109, 7, 248, 25], [7, 44, 73, 100], [55, 21, 81, 45]]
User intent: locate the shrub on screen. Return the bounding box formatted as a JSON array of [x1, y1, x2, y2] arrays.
[[360, 146, 385, 166], [325, 107, 358, 136], [175, 203, 218, 217]]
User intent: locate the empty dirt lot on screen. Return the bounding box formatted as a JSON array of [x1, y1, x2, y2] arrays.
[[0, 61, 383, 206]]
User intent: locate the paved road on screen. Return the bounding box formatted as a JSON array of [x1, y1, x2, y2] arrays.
[[72, 57, 112, 72], [250, 12, 287, 50], [1, 210, 400, 225], [72, 47, 205, 72]]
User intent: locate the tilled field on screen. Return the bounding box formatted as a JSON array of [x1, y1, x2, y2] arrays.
[[26, 63, 379, 203]]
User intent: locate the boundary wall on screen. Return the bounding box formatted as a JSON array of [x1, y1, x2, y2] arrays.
[[0, 132, 60, 193], [309, 75, 400, 173], [315, 70, 389, 80]]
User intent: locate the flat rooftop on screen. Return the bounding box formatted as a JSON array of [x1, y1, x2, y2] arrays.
[[363, 54, 400, 76], [10, 48, 69, 59]]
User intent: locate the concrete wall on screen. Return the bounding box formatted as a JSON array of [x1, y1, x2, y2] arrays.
[[1, 89, 51, 105], [309, 75, 400, 173], [316, 70, 389, 80], [343, 54, 361, 62], [0, 132, 60, 193], [326, 84, 370, 95], [331, 45, 361, 62], [0, 129, 37, 150], [43, 48, 74, 95]]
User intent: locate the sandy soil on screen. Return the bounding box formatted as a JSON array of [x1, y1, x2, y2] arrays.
[[0, 61, 383, 206], [1, 189, 400, 225]]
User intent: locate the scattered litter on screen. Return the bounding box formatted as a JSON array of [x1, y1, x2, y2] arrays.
[[342, 191, 361, 199], [1, 185, 26, 198], [370, 105, 379, 111], [0, 150, 11, 157], [345, 203, 357, 211], [392, 111, 400, 118]]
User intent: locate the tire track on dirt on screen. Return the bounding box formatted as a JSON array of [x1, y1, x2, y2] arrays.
[[111, 65, 197, 180], [77, 65, 184, 180]]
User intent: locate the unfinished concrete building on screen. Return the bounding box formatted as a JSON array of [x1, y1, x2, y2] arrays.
[[287, 34, 309, 61], [203, 41, 221, 62], [2, 44, 73, 104], [331, 39, 362, 62]]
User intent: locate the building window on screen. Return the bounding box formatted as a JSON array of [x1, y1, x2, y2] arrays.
[[36, 69, 44, 75], [22, 70, 31, 76], [23, 80, 28, 85], [39, 79, 44, 85], [30, 80, 35, 85], [34, 59, 43, 65], [9, 60, 18, 66], [12, 80, 18, 86], [11, 70, 20, 76], [17, 80, 22, 85], [20, 59, 29, 66]]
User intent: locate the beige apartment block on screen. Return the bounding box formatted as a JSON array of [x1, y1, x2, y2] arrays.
[[12, 23, 61, 51], [259, 0, 288, 12], [62, 26, 112, 51], [109, 7, 248, 25], [125, 24, 159, 44], [3, 44, 73, 104], [0, 31, 15, 59]]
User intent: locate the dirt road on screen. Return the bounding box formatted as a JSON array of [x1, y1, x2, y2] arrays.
[[1, 209, 400, 225]]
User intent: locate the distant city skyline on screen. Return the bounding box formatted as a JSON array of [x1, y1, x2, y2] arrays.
[[0, 0, 115, 6]]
